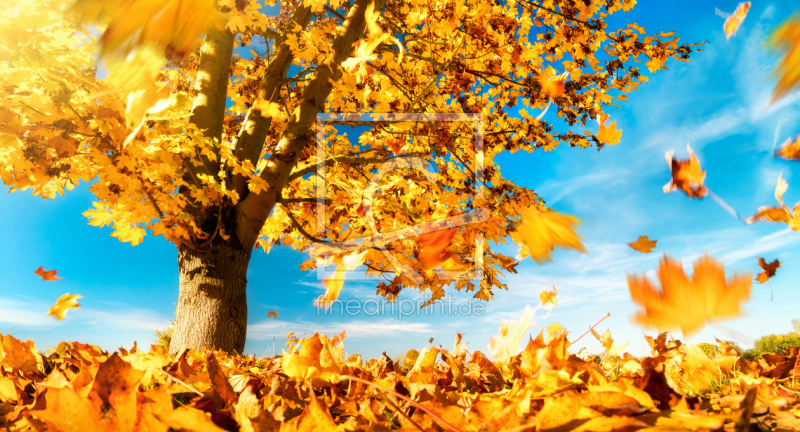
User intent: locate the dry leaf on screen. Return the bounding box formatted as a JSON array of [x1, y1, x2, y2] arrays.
[[35, 266, 64, 281], [47, 293, 82, 320], [510, 206, 587, 264], [776, 136, 800, 160], [723, 2, 750, 40], [663, 144, 708, 198], [539, 284, 557, 308], [769, 15, 800, 102], [756, 257, 780, 284], [628, 236, 657, 253], [267, 310, 278, 319], [628, 255, 751, 336], [597, 120, 622, 145]]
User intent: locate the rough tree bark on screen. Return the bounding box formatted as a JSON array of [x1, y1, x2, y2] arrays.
[[167, 0, 380, 356], [170, 241, 252, 355]]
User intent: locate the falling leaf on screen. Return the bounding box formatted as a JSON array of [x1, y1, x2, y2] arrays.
[[415, 228, 468, 272], [776, 136, 800, 160], [747, 174, 800, 231], [628, 255, 751, 336], [539, 285, 557, 308], [47, 294, 82, 320], [510, 206, 587, 264], [590, 328, 629, 358], [35, 266, 64, 281], [596, 120, 622, 145], [628, 236, 657, 253], [756, 257, 780, 284], [722, 2, 750, 40], [488, 305, 536, 363], [663, 144, 708, 198], [314, 249, 367, 309], [539, 70, 568, 98], [769, 15, 800, 102], [267, 310, 278, 319]]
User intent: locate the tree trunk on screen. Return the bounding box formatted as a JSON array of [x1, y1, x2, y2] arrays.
[[169, 241, 252, 356]]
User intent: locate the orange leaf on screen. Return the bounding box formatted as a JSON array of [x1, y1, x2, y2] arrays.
[[769, 15, 800, 102], [756, 257, 780, 284], [47, 293, 82, 320], [776, 136, 800, 160], [35, 266, 64, 281], [663, 144, 708, 198], [539, 285, 557, 308], [415, 228, 468, 272], [596, 120, 622, 145], [267, 310, 278, 319], [539, 70, 568, 98], [510, 206, 587, 264], [628, 255, 751, 337], [628, 236, 657, 253], [723, 2, 750, 40]]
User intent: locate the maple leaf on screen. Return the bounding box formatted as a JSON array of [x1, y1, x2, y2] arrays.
[[628, 236, 657, 253], [663, 144, 708, 198], [47, 293, 82, 320], [415, 228, 468, 273], [35, 266, 64, 281], [722, 2, 750, 40], [488, 305, 536, 363], [596, 120, 622, 145], [539, 70, 568, 98], [628, 255, 751, 337], [769, 15, 800, 102], [510, 206, 587, 264], [314, 249, 367, 309], [539, 284, 557, 308], [776, 136, 800, 160], [267, 310, 278, 319], [747, 173, 800, 231], [756, 257, 780, 284], [590, 328, 628, 358]]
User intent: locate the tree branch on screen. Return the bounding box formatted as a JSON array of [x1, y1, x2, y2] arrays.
[[287, 153, 424, 182], [235, 0, 385, 248], [230, 5, 314, 200]]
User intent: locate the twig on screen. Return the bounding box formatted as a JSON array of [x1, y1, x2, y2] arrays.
[[708, 190, 746, 224], [339, 375, 464, 432], [570, 312, 610, 345], [160, 369, 203, 396]]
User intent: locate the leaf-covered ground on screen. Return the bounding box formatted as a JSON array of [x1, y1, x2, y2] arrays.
[[2, 331, 800, 431]]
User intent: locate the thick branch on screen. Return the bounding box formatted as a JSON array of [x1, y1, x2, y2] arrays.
[[235, 0, 384, 248], [190, 26, 235, 170], [230, 5, 313, 200]]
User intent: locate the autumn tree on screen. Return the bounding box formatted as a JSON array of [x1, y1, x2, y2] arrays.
[[0, 0, 700, 355]]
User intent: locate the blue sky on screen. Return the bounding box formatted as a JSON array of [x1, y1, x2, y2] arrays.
[[2, 0, 800, 360]]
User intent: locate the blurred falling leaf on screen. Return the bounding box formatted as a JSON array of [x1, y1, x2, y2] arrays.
[[510, 206, 587, 264], [590, 328, 628, 358], [769, 14, 800, 102], [722, 2, 750, 40], [47, 294, 82, 320], [415, 228, 468, 272], [628, 236, 657, 253], [628, 255, 751, 337], [540, 69, 568, 98], [539, 285, 557, 308], [488, 305, 536, 363], [663, 144, 708, 198], [776, 136, 800, 160], [596, 120, 622, 145], [35, 266, 64, 281], [756, 257, 781, 284], [267, 310, 278, 319], [315, 250, 367, 309], [747, 173, 800, 231]]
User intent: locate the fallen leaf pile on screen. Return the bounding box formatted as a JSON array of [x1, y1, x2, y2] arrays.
[[3, 329, 800, 431]]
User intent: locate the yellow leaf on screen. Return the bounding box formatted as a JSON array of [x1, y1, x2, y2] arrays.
[[47, 293, 82, 320], [539, 284, 557, 308], [596, 120, 622, 145], [510, 206, 587, 264], [627, 235, 657, 253], [769, 14, 800, 102]]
